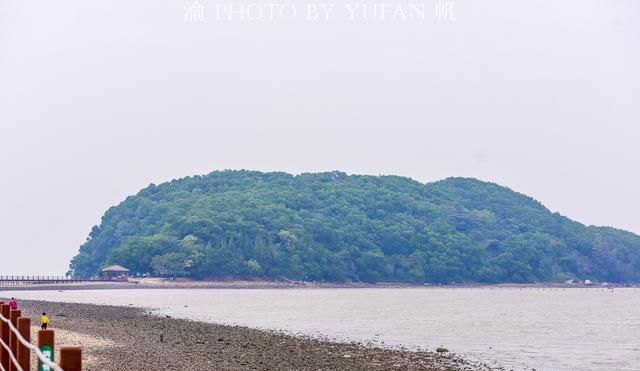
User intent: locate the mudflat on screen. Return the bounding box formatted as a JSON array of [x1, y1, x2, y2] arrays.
[[15, 299, 500, 371]]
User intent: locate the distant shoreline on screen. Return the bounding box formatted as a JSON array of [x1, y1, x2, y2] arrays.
[[0, 278, 628, 291]]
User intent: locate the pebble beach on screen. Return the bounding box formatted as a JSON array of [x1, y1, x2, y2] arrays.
[[12, 299, 501, 371]]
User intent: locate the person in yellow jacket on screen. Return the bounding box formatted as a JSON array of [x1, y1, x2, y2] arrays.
[[41, 312, 50, 330]]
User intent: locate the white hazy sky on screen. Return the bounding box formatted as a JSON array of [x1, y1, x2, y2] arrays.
[[0, 0, 638, 275]]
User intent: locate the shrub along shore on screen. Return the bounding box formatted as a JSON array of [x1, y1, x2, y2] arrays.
[[14, 299, 501, 371]]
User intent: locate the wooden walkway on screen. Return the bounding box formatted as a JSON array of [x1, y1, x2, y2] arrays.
[[0, 276, 110, 285]]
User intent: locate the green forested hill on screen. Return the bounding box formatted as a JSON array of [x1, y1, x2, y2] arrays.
[[70, 171, 640, 283]]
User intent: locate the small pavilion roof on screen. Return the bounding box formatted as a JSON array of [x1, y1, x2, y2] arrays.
[[102, 265, 130, 272]]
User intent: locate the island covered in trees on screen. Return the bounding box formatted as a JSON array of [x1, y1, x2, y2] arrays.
[[70, 170, 640, 283]]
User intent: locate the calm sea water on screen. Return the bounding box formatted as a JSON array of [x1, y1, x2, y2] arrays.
[[2, 287, 639, 371]]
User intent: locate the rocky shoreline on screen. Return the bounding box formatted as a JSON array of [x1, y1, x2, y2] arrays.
[[12, 299, 501, 371], [2, 278, 622, 292]]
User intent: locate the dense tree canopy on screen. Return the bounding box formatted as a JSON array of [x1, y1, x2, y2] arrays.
[[70, 171, 640, 283]]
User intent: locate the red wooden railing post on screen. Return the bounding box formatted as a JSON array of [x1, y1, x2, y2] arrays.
[[38, 330, 55, 371], [17, 317, 30, 371], [0, 304, 9, 370], [60, 346, 82, 371], [9, 309, 20, 371], [0, 302, 3, 368]]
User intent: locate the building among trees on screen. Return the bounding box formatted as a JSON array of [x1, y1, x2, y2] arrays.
[[102, 265, 130, 280]]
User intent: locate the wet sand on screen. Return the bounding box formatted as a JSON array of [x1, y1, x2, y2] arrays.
[[15, 299, 501, 371]]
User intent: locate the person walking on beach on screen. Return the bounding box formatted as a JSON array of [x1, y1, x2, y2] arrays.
[[8, 298, 17, 310], [41, 312, 50, 330]]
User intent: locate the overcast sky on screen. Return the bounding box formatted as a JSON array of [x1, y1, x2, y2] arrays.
[[0, 0, 638, 275]]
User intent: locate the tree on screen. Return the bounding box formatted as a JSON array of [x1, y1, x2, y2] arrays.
[[69, 170, 640, 283], [152, 253, 188, 278]]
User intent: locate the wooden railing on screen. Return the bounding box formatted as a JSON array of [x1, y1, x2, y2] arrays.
[[0, 301, 82, 371], [0, 277, 109, 286]]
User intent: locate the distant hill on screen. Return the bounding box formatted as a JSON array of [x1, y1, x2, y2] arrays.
[[70, 170, 640, 283]]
